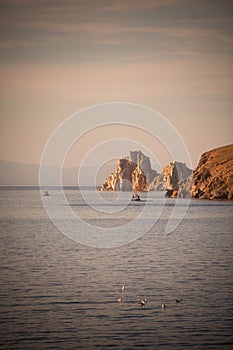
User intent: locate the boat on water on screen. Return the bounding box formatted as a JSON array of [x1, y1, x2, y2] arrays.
[[131, 193, 141, 201]]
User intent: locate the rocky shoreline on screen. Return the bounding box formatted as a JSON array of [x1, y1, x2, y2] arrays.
[[179, 144, 233, 200], [100, 144, 233, 200]]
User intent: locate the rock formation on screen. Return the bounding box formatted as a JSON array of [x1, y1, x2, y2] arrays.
[[166, 144, 233, 200], [100, 156, 148, 192], [100, 151, 159, 192], [190, 144, 233, 200], [100, 144, 233, 199], [130, 150, 158, 186], [154, 161, 192, 195]]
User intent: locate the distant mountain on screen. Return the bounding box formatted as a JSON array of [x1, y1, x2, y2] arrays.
[[0, 160, 111, 186], [0, 160, 39, 186]]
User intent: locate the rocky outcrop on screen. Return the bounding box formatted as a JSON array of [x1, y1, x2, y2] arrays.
[[130, 151, 158, 186], [167, 144, 233, 200], [100, 157, 148, 192], [190, 144, 233, 200], [132, 165, 148, 192], [154, 161, 192, 194], [100, 150, 159, 192], [100, 144, 233, 199]]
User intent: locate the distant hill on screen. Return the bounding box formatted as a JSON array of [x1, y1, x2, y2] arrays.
[[0, 160, 39, 186], [0, 160, 111, 186]]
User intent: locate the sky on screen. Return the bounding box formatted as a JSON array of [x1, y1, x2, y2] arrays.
[[0, 0, 233, 182]]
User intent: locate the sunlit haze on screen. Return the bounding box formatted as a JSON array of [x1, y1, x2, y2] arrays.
[[0, 0, 232, 185]]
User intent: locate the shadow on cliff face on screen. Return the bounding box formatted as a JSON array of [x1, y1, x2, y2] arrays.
[[100, 145, 233, 201], [100, 152, 150, 192], [166, 144, 233, 200]]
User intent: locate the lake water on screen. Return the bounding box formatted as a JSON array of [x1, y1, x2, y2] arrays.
[[0, 188, 233, 349]]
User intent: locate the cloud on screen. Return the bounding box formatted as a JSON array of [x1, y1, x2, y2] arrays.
[[0, 0, 231, 74], [0, 19, 232, 65], [1, 0, 232, 41], [1, 52, 232, 104]]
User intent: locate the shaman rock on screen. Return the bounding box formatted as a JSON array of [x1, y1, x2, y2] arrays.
[[100, 156, 148, 192]]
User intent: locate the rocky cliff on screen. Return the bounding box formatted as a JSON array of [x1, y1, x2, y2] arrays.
[[130, 150, 158, 186], [167, 144, 233, 200], [190, 144, 233, 200], [100, 151, 191, 193], [154, 161, 192, 195], [99, 156, 148, 192], [100, 144, 233, 199]]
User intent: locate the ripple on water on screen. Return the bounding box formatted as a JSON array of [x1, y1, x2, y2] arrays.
[[0, 189, 233, 349]]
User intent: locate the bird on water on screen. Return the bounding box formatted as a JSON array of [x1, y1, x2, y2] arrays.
[[140, 298, 147, 307]]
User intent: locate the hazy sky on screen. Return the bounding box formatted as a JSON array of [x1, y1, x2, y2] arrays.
[[0, 0, 233, 170]]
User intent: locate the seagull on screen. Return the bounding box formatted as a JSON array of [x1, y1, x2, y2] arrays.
[[121, 285, 125, 292], [161, 303, 166, 310], [117, 297, 122, 303], [140, 298, 147, 307]]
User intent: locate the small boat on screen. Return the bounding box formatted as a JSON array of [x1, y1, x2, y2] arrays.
[[131, 193, 141, 201]]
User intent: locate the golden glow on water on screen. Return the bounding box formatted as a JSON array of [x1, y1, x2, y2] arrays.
[[0, 188, 233, 349]]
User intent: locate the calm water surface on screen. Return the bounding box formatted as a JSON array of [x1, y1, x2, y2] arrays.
[[0, 188, 233, 349]]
